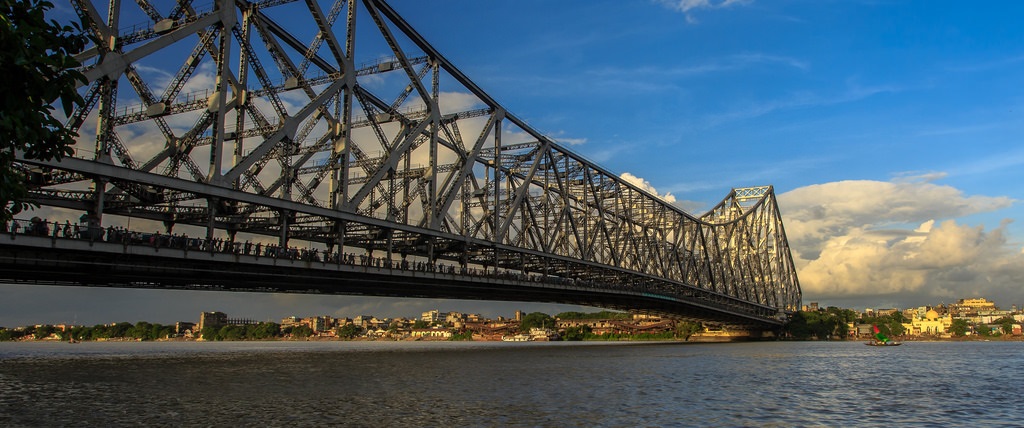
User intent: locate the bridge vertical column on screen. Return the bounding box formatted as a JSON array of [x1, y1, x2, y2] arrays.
[[207, 0, 235, 186], [427, 61, 439, 227], [93, 79, 116, 165], [459, 243, 468, 271], [332, 220, 345, 257], [427, 236, 434, 263], [491, 245, 499, 276], [92, 0, 120, 165], [331, 0, 357, 216], [87, 177, 106, 240], [279, 210, 290, 247], [385, 228, 393, 263], [232, 5, 252, 192], [206, 197, 218, 241], [492, 117, 502, 243]]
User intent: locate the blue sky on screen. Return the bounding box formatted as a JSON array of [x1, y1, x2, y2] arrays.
[[392, 0, 1024, 311], [4, 0, 1023, 326]]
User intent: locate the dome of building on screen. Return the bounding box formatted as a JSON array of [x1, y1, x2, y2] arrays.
[[926, 309, 939, 320]]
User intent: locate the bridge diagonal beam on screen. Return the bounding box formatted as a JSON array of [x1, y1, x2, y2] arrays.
[[25, 0, 802, 325]]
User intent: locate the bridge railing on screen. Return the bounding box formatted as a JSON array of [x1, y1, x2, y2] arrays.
[[2, 215, 782, 323]]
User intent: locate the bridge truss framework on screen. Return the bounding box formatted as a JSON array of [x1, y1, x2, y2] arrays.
[[15, 0, 801, 326]]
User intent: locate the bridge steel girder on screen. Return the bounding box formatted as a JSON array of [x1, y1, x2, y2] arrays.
[[0, 235, 774, 329], [14, 0, 800, 326]]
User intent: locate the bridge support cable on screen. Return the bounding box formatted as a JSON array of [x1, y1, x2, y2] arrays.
[[12, 0, 800, 325]]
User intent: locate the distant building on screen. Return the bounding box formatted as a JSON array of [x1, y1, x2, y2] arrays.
[[421, 310, 441, 323], [908, 309, 952, 336], [874, 308, 899, 317], [953, 298, 997, 316], [175, 322, 195, 335], [198, 311, 227, 330], [410, 327, 451, 339], [198, 311, 256, 332], [305, 316, 333, 332], [353, 315, 374, 328], [368, 317, 391, 329], [555, 318, 673, 336], [854, 324, 874, 338], [281, 316, 302, 328], [445, 312, 465, 325]]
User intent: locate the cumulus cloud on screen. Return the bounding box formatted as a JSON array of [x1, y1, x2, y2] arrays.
[[778, 179, 1022, 309], [619, 172, 677, 205]]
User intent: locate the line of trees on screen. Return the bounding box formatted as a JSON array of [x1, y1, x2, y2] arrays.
[[783, 308, 910, 340], [0, 322, 176, 341], [0, 321, 370, 342], [199, 322, 289, 341]]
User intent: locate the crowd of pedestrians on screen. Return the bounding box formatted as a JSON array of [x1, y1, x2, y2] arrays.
[[4, 217, 588, 285], [5, 217, 728, 307]]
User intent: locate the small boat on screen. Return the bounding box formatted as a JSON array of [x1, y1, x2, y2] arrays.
[[866, 324, 901, 346], [866, 341, 901, 346]]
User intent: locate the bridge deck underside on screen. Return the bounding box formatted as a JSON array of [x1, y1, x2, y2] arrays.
[[0, 235, 782, 329]]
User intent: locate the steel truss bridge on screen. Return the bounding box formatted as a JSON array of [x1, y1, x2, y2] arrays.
[[5, 0, 801, 329]]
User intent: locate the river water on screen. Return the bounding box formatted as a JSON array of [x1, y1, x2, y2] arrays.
[[0, 340, 1020, 427]]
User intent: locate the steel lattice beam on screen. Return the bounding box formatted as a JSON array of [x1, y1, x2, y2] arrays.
[[15, 0, 801, 324]]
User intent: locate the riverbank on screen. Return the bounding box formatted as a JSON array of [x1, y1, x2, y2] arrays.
[[9, 333, 1023, 344]]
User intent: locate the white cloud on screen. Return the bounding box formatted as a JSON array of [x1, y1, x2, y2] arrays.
[[619, 172, 677, 205], [778, 179, 1022, 308], [589, 53, 808, 81], [703, 83, 903, 128], [656, 0, 754, 23], [555, 137, 587, 146]]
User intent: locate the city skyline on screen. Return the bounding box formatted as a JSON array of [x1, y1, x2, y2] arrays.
[[1, 277, 1018, 328], [4, 0, 1022, 326]]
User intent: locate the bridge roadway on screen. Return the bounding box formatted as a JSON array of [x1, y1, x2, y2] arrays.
[[0, 222, 784, 330]]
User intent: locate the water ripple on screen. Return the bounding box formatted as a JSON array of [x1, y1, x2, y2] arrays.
[[0, 341, 1022, 426]]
